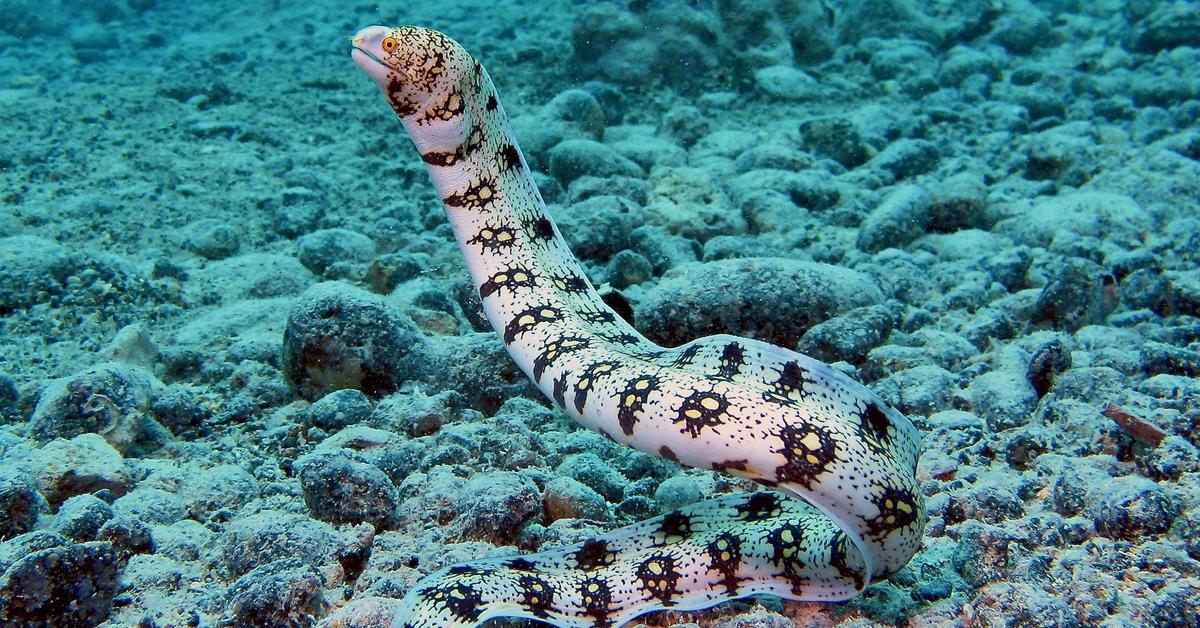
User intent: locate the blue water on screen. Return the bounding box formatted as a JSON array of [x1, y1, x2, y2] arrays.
[[1, 1, 1199, 626]]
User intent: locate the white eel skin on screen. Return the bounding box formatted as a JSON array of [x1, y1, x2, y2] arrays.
[[351, 25, 925, 628]]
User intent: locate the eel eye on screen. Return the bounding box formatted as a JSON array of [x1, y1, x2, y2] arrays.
[[381, 37, 398, 53]]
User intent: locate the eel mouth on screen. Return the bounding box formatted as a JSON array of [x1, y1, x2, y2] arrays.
[[351, 46, 388, 71]]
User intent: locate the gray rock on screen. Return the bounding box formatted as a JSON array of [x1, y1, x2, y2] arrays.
[[30, 363, 160, 454], [1088, 475, 1179, 540], [837, 0, 945, 46], [654, 476, 703, 512], [928, 172, 987, 231], [178, 464, 259, 522], [1033, 257, 1111, 331], [938, 46, 1002, 87], [858, 185, 932, 253], [512, 89, 606, 168], [180, 218, 240, 260], [605, 249, 653, 289], [799, 116, 871, 168], [222, 559, 324, 627], [301, 389, 373, 433], [112, 487, 186, 525], [295, 451, 398, 529], [989, 0, 1053, 54], [543, 477, 611, 522], [219, 511, 350, 578], [968, 582, 1080, 627], [296, 228, 375, 277], [754, 65, 824, 100], [431, 332, 537, 415], [952, 521, 1012, 586], [555, 195, 642, 261], [557, 453, 627, 503], [34, 435, 129, 509], [967, 367, 1038, 432], [282, 282, 429, 401], [1130, 1, 1200, 53], [874, 364, 958, 416], [0, 540, 118, 626], [548, 140, 643, 186], [49, 495, 113, 542], [869, 40, 936, 80], [453, 472, 542, 545], [636, 258, 884, 348], [869, 139, 940, 181], [797, 301, 903, 364], [0, 472, 39, 541]]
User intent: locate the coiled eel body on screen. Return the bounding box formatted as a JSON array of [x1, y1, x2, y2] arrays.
[[350, 25, 925, 628]]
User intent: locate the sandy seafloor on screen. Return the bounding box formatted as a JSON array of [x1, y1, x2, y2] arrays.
[[2, 0, 1200, 626]]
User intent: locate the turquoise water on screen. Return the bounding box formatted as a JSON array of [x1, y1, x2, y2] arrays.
[[1, 1, 1199, 626]]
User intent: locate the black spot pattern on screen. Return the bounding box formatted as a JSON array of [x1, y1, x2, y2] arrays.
[[715, 342, 744, 380], [711, 459, 748, 472], [478, 266, 536, 299], [525, 216, 556, 245], [659, 445, 680, 462], [578, 577, 614, 628], [466, 223, 517, 253], [503, 305, 561, 343], [828, 532, 864, 588], [865, 485, 920, 539], [773, 423, 838, 489], [516, 574, 555, 618], [425, 582, 484, 623], [857, 401, 893, 454], [552, 375, 567, 409], [532, 335, 589, 381], [573, 360, 620, 413], [635, 554, 683, 606], [596, 330, 640, 346], [654, 512, 693, 545], [444, 176, 499, 210], [575, 539, 617, 571], [548, 272, 591, 295], [670, 344, 702, 368], [673, 390, 729, 438], [499, 143, 523, 171], [763, 361, 810, 405], [616, 375, 660, 436], [735, 493, 782, 522], [765, 523, 809, 593], [486, 93, 498, 110], [419, 88, 465, 123], [706, 532, 743, 595], [504, 557, 536, 572], [421, 149, 461, 167], [576, 309, 617, 326]]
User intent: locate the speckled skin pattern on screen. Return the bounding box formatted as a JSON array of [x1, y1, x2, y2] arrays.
[[351, 25, 926, 628]]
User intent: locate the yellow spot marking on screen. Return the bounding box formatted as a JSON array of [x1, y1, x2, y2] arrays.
[[518, 315, 535, 327], [700, 396, 720, 411], [805, 454, 819, 464], [684, 409, 701, 419], [801, 432, 822, 451], [497, 231, 513, 241], [513, 271, 529, 282], [634, 379, 650, 390], [494, 273, 508, 283], [625, 394, 637, 406], [781, 529, 794, 543]]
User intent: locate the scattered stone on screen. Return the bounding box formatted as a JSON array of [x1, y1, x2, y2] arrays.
[[0, 472, 39, 541], [282, 282, 429, 401], [754, 65, 824, 100], [547, 140, 643, 185], [222, 559, 324, 627], [858, 185, 933, 253], [29, 363, 160, 454], [798, 301, 903, 363], [296, 228, 376, 277], [0, 541, 118, 626], [295, 451, 398, 530], [543, 477, 611, 522], [637, 258, 884, 348], [180, 218, 240, 260]]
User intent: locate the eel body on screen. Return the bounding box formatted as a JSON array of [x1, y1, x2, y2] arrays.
[[350, 25, 925, 628]]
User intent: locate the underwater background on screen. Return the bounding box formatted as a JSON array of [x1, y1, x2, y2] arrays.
[[2, 0, 1200, 626]]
